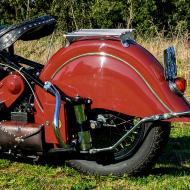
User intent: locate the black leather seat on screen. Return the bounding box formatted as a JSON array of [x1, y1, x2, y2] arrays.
[[0, 26, 10, 39], [0, 26, 5, 30], [0, 15, 56, 51]]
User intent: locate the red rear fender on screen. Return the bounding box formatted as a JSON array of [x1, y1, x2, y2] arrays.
[[36, 40, 190, 118]]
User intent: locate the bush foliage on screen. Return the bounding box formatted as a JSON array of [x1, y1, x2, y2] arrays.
[[0, 0, 189, 36]]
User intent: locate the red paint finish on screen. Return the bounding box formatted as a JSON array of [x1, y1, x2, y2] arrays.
[[34, 39, 190, 143], [34, 88, 68, 144], [0, 73, 24, 107]]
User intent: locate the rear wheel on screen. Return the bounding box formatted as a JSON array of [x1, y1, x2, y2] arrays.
[[67, 110, 171, 176]]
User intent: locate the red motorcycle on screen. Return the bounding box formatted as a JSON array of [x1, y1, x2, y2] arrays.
[[0, 15, 189, 176]]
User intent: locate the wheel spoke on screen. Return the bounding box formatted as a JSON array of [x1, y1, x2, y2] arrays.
[[120, 143, 124, 149], [91, 111, 145, 161]]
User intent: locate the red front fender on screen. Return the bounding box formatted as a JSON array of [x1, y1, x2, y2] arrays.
[[36, 39, 190, 119]]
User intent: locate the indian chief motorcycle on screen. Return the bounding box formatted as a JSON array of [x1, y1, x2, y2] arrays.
[[0, 15, 189, 176]]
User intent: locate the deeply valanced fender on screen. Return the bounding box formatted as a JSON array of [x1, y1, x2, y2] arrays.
[[36, 39, 190, 119]]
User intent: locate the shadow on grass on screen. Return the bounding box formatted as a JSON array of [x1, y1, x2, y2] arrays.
[[0, 135, 190, 177], [151, 135, 190, 176]]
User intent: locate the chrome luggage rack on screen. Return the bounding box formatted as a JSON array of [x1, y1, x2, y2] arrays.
[[64, 29, 135, 47]]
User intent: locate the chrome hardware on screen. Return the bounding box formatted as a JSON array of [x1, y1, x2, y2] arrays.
[[65, 29, 135, 47], [89, 110, 190, 154], [44, 81, 68, 148]]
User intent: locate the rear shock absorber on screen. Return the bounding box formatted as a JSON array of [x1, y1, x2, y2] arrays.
[[44, 81, 92, 151], [73, 96, 92, 152]]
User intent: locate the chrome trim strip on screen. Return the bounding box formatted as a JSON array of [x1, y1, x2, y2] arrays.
[[51, 52, 172, 112]]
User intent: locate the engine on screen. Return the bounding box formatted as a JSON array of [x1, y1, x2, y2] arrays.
[[0, 67, 43, 154]]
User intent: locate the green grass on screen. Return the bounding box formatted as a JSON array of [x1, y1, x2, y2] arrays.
[[0, 124, 190, 190]]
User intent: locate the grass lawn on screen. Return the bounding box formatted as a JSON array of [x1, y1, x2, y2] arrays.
[[0, 124, 189, 190]]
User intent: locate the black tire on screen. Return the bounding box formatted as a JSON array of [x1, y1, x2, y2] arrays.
[[67, 121, 171, 176]]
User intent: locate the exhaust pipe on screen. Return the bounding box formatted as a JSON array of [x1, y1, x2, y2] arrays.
[[0, 121, 43, 152]]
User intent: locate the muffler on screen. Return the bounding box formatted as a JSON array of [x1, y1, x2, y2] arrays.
[[0, 121, 43, 153]]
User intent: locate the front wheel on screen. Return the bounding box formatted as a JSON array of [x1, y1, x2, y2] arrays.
[[67, 111, 171, 176]]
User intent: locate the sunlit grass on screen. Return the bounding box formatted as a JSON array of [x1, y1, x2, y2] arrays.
[[0, 125, 189, 190]]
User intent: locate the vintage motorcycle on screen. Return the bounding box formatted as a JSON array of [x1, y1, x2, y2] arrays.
[[0, 15, 189, 176]]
